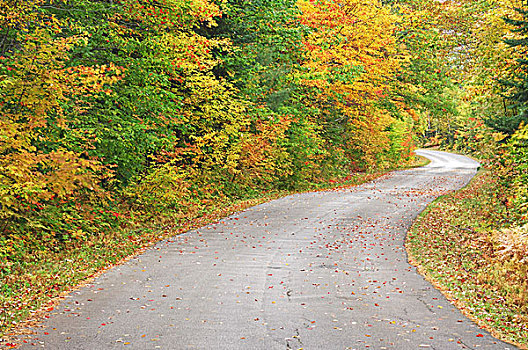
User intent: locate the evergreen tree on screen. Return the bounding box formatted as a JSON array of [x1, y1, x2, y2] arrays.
[[497, 7, 528, 134]]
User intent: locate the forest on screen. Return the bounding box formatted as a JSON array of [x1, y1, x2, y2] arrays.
[[1, 0, 527, 346]]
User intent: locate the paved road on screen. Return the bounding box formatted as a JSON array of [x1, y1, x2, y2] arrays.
[[18, 150, 516, 349]]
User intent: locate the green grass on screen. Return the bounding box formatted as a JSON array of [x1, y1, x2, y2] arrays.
[[407, 154, 431, 168], [406, 170, 528, 349]]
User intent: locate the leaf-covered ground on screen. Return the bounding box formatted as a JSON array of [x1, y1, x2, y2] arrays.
[[407, 170, 528, 349]]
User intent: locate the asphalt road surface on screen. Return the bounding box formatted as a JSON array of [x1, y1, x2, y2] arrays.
[[18, 149, 517, 349]]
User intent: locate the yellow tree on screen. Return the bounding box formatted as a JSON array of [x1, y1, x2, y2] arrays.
[[298, 0, 406, 168], [0, 6, 121, 237]]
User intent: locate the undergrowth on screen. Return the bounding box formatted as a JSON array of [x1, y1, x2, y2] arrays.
[[407, 170, 528, 349]]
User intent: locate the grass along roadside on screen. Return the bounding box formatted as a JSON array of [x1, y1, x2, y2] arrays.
[[406, 170, 528, 349], [0, 156, 428, 348], [409, 154, 430, 168]]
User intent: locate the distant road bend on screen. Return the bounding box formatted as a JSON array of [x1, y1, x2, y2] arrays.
[[19, 149, 516, 349]]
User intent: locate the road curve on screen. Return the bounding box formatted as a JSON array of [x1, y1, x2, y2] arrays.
[[18, 149, 515, 349]]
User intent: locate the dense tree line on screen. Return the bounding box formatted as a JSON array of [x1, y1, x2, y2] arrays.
[[0, 0, 428, 250]]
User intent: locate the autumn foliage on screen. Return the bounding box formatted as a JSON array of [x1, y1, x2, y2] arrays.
[[2, 0, 528, 341]]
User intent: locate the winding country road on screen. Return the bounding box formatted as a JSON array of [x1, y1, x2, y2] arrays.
[[18, 150, 516, 349]]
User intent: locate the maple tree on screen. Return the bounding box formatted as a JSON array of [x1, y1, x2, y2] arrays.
[[0, 7, 123, 242], [297, 0, 418, 168]]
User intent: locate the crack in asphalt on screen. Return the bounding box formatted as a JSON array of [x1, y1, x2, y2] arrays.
[[285, 328, 303, 350], [417, 295, 438, 314]]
